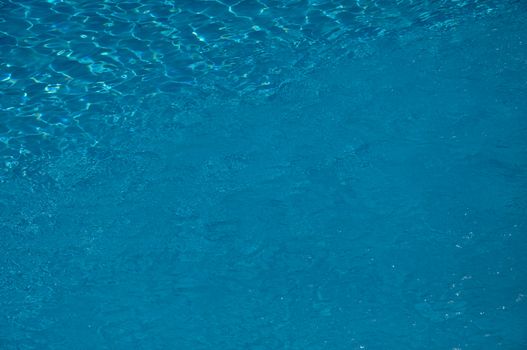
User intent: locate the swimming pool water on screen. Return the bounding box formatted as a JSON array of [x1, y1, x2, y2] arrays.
[[1, 1, 526, 349]]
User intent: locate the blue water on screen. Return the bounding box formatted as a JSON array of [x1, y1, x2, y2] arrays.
[[1, 1, 527, 349]]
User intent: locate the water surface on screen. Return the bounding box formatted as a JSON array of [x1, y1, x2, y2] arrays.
[[1, 1, 526, 349]]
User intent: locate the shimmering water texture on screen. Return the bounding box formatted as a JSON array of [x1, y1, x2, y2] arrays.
[[0, 0, 512, 174], [1, 0, 527, 349]]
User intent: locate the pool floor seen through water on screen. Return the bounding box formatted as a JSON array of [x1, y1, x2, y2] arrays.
[[1, 1, 526, 349]]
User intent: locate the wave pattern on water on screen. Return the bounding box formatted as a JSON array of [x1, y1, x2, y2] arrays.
[[0, 0, 510, 176]]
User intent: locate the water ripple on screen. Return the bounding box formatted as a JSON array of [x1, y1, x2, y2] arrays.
[[0, 0, 512, 176]]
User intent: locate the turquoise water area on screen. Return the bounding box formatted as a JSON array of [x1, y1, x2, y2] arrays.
[[1, 0, 526, 349]]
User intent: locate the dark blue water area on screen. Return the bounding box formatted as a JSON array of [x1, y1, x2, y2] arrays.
[[1, 0, 527, 349]]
